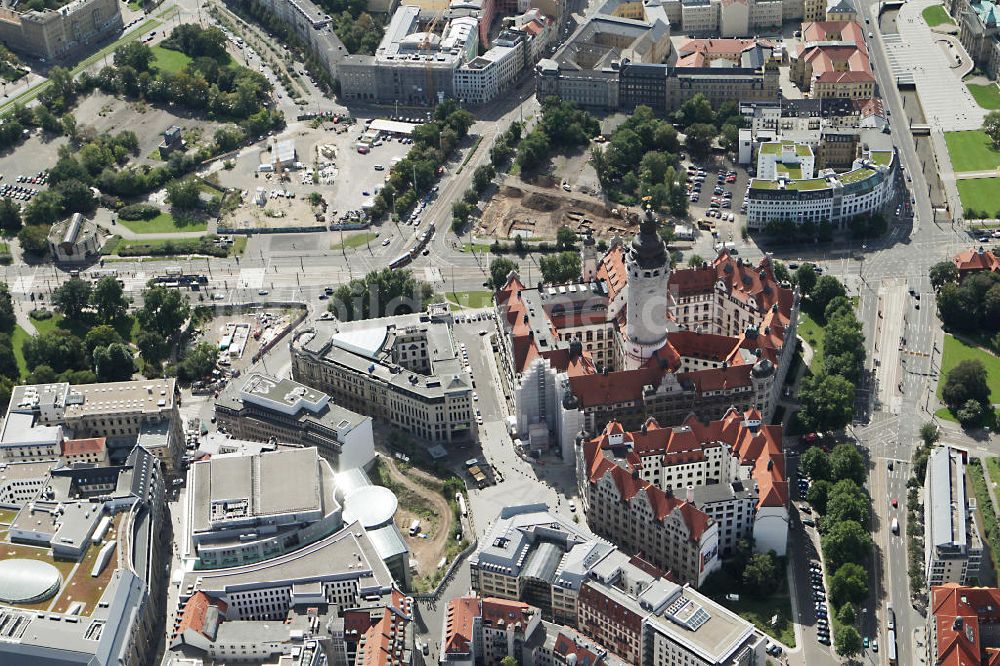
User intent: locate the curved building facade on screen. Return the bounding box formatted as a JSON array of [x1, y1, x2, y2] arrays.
[[745, 148, 897, 229]]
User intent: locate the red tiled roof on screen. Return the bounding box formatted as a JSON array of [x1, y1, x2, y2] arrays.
[[955, 248, 1000, 275], [932, 584, 1000, 666], [583, 436, 712, 542], [356, 592, 413, 666], [800, 20, 866, 46], [173, 592, 228, 640], [444, 596, 480, 656], [596, 244, 627, 301], [61, 437, 106, 457], [554, 631, 604, 664], [480, 597, 534, 629]]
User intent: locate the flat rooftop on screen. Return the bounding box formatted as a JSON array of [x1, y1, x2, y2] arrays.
[[191, 447, 325, 534]]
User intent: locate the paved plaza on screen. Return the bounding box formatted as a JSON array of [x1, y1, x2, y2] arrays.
[[881, 0, 986, 131]]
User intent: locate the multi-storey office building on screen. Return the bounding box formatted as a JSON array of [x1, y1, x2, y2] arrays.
[[924, 446, 984, 586]]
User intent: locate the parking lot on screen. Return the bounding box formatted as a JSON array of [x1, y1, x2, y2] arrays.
[[682, 158, 750, 249]]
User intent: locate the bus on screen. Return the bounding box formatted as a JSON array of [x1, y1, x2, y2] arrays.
[[886, 629, 897, 665]]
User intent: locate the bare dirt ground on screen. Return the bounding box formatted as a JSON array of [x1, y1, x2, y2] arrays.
[[477, 183, 639, 240], [74, 92, 226, 167], [377, 455, 453, 587]]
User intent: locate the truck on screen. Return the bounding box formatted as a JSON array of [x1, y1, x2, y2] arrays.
[[891, 518, 899, 534], [886, 603, 895, 630], [408, 519, 421, 536]]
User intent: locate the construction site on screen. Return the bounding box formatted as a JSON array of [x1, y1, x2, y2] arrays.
[[476, 183, 641, 241]]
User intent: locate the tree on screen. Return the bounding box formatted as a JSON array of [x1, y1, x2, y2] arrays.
[[824, 296, 854, 323], [166, 178, 201, 210], [500, 658, 518, 666], [830, 443, 866, 485], [937, 282, 976, 332], [684, 123, 717, 160], [801, 446, 832, 481], [985, 110, 1000, 149], [556, 226, 577, 250], [93, 343, 136, 381], [675, 93, 715, 128], [52, 278, 93, 320], [22, 329, 85, 373], [719, 123, 740, 151], [471, 164, 495, 193], [810, 276, 848, 317], [0, 333, 17, 380], [84, 325, 125, 361], [920, 421, 940, 448], [742, 552, 778, 596], [822, 520, 872, 569], [0, 283, 15, 334], [796, 264, 817, 296], [826, 479, 870, 528], [772, 260, 791, 284], [330, 269, 432, 321], [957, 399, 985, 427], [0, 197, 21, 233], [138, 285, 191, 338], [942, 359, 990, 411], [836, 624, 864, 658], [829, 562, 868, 607], [175, 341, 217, 381], [798, 373, 855, 432], [806, 479, 832, 514], [137, 330, 170, 370], [17, 224, 50, 255], [91, 276, 130, 323], [539, 252, 581, 284], [687, 254, 705, 267], [929, 261, 959, 290], [837, 602, 856, 626], [22, 190, 63, 227], [489, 258, 518, 290]]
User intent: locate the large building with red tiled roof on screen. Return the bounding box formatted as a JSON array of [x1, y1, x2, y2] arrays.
[[954, 246, 1000, 280], [789, 21, 875, 98], [496, 216, 798, 459], [580, 408, 788, 578], [931, 583, 1000, 666]]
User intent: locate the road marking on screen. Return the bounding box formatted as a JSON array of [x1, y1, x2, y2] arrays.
[[10, 275, 33, 295], [238, 268, 265, 289]]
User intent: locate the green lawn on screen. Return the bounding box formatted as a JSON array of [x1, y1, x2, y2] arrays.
[[116, 211, 208, 234], [12, 314, 63, 379], [968, 83, 1000, 110], [725, 594, 797, 648], [797, 311, 825, 373], [446, 290, 494, 309], [922, 3, 956, 25], [0, 508, 17, 524], [151, 45, 192, 74], [461, 243, 493, 253], [330, 232, 377, 251], [958, 178, 1000, 218], [937, 334, 1000, 403], [945, 131, 1000, 173]]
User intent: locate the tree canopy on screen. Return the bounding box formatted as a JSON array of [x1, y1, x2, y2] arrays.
[[797, 374, 855, 432], [329, 269, 433, 321]]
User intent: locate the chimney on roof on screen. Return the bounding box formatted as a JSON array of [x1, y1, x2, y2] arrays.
[[686, 485, 694, 502]]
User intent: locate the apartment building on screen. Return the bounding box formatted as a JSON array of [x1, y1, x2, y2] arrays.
[[441, 596, 541, 664], [580, 407, 789, 566], [0, 379, 183, 472], [0, 446, 166, 666], [660, 0, 787, 35], [0, 0, 122, 61], [215, 373, 375, 471], [496, 216, 798, 457], [924, 447, 984, 586], [252, 0, 350, 80], [291, 304, 474, 445]]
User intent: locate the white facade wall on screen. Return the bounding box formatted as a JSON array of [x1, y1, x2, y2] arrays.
[[753, 506, 789, 555], [339, 418, 375, 471]]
